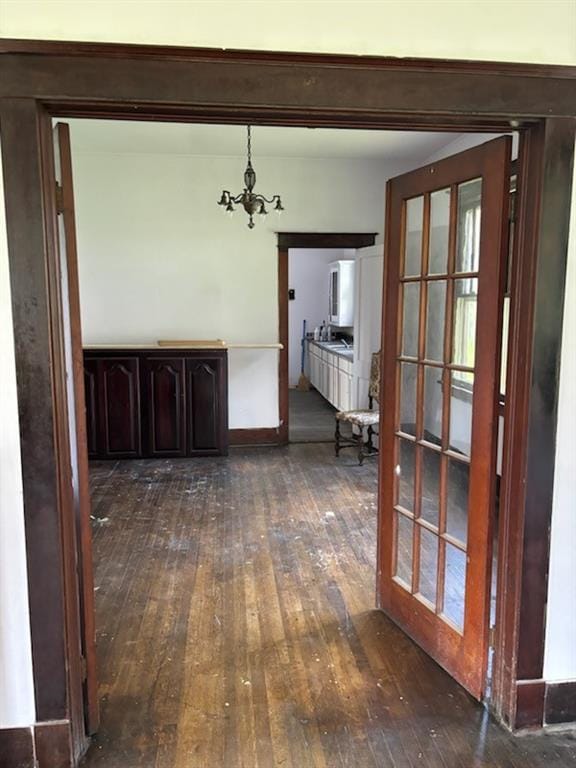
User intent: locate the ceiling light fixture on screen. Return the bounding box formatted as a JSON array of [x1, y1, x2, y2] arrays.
[[217, 126, 284, 229]]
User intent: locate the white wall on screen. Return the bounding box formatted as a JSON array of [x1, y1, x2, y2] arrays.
[[288, 248, 353, 386], [0, 141, 36, 727], [1, 1, 575, 64], [71, 145, 392, 427]]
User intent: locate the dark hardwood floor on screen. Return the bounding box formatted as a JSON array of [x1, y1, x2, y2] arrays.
[[83, 445, 575, 767]]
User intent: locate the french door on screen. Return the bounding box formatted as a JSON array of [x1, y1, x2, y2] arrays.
[[53, 122, 100, 736], [378, 137, 511, 698]]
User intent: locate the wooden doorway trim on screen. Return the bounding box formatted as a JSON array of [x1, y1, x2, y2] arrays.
[[0, 44, 574, 764], [277, 232, 377, 444]]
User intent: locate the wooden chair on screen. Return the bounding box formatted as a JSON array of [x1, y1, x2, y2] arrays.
[[335, 351, 380, 465]]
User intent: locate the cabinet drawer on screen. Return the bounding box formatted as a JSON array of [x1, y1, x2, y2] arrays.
[[339, 357, 353, 375]]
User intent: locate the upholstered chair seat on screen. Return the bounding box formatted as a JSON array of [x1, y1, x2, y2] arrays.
[[335, 350, 381, 465]]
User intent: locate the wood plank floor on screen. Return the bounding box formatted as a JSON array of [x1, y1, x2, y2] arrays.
[[82, 444, 576, 767], [289, 389, 336, 443]]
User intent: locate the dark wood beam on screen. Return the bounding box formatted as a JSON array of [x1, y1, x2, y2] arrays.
[[277, 232, 377, 249], [0, 43, 575, 120]]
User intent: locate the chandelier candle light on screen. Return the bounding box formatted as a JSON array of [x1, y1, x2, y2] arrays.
[[218, 126, 285, 228]]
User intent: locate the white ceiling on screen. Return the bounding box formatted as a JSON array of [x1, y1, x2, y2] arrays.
[[67, 119, 459, 163]]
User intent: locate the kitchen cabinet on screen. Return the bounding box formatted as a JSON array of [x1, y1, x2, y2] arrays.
[[84, 348, 228, 459], [329, 260, 355, 327], [308, 341, 354, 412]]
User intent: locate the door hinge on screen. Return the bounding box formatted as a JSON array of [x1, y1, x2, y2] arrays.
[[80, 654, 87, 682], [488, 625, 496, 648], [509, 190, 516, 224], [55, 182, 64, 214]]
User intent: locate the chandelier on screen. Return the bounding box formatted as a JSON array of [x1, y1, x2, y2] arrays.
[[217, 126, 284, 229]]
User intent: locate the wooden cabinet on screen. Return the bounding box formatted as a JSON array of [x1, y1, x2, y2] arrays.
[[101, 357, 142, 457], [85, 356, 141, 459], [84, 358, 99, 458], [186, 357, 227, 454], [84, 348, 228, 459], [328, 260, 355, 327], [142, 357, 186, 457]]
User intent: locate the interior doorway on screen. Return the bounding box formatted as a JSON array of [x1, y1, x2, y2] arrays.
[[2, 43, 574, 762], [287, 247, 354, 444], [57, 118, 515, 735]]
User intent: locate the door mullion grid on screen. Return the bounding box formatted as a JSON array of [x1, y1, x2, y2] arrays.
[[411, 193, 430, 596], [436, 183, 459, 616]]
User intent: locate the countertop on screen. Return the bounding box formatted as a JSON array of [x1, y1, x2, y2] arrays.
[[308, 339, 354, 361], [84, 341, 283, 351]]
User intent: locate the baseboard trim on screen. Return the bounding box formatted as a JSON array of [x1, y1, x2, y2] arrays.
[[545, 681, 576, 725], [515, 680, 546, 729], [0, 727, 34, 768], [228, 428, 281, 446], [513, 679, 576, 729], [0, 720, 76, 768]]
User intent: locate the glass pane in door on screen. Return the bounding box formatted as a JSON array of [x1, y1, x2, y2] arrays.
[[399, 363, 418, 436], [456, 179, 482, 273], [395, 513, 414, 589], [423, 366, 442, 446], [420, 447, 441, 529], [404, 196, 424, 276], [418, 526, 439, 606], [425, 280, 446, 362], [443, 544, 467, 632], [396, 438, 416, 512], [402, 282, 420, 357], [452, 277, 478, 371], [429, 188, 451, 274], [446, 459, 469, 545], [449, 373, 474, 458]]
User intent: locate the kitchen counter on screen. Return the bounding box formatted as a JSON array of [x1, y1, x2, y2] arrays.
[[307, 341, 354, 412], [308, 339, 354, 361]]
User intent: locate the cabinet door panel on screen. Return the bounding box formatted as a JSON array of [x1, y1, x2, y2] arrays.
[[84, 359, 99, 458], [143, 357, 186, 457], [187, 359, 223, 454], [100, 358, 141, 457]]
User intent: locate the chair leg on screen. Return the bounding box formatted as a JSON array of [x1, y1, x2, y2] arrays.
[[358, 427, 365, 465], [367, 425, 374, 454], [335, 418, 341, 457]]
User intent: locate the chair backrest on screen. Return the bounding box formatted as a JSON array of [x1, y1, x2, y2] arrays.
[[368, 350, 381, 405]]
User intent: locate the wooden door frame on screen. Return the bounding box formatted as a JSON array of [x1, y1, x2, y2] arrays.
[[0, 41, 574, 764], [277, 232, 376, 443]]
